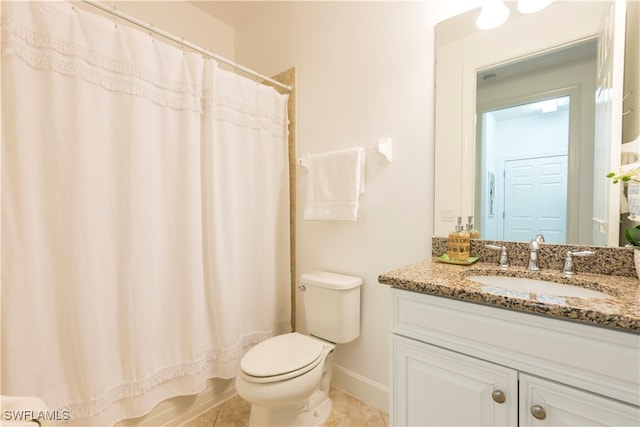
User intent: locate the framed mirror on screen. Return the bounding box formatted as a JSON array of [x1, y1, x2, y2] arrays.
[[433, 1, 627, 246]]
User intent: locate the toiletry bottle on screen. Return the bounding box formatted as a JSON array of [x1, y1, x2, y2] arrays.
[[467, 215, 480, 239], [448, 217, 471, 261]]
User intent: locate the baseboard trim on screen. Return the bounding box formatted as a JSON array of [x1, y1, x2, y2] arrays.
[[331, 364, 389, 413]]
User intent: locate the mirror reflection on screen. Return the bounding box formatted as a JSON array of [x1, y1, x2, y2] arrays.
[[433, 1, 629, 246], [475, 41, 597, 244]]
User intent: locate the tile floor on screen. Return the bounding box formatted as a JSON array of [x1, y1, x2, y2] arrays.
[[181, 387, 389, 427]]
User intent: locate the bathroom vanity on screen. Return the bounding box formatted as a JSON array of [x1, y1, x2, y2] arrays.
[[379, 243, 640, 426]]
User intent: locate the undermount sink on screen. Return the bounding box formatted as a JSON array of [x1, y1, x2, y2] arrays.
[[465, 275, 610, 300]]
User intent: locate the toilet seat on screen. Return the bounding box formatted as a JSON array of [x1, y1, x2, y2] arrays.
[[240, 333, 329, 384]]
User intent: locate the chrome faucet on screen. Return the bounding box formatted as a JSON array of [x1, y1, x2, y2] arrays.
[[562, 250, 595, 275], [528, 234, 545, 271], [485, 244, 509, 268]]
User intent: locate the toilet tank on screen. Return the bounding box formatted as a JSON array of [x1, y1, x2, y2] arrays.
[[301, 271, 362, 344]]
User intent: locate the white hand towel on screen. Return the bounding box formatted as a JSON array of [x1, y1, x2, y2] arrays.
[[303, 147, 365, 220]]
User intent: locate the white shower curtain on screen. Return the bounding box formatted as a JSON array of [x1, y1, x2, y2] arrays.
[[1, 2, 291, 425]]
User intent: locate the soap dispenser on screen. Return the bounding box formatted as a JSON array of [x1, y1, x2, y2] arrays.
[[448, 216, 471, 261], [466, 215, 480, 239]]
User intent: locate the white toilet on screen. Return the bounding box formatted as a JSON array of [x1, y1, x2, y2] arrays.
[[235, 270, 362, 427]]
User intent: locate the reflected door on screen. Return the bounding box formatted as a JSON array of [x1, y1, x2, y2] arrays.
[[503, 155, 568, 243], [478, 95, 571, 242]]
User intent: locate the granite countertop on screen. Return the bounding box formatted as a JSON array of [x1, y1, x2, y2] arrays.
[[379, 259, 640, 333]]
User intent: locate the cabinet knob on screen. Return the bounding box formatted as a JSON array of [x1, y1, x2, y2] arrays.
[[491, 390, 506, 403], [530, 405, 547, 420]]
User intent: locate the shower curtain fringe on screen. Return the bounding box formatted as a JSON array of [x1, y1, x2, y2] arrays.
[[80, 0, 293, 93]]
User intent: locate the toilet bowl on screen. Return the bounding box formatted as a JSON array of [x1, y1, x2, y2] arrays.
[[235, 332, 335, 426], [236, 271, 362, 427]]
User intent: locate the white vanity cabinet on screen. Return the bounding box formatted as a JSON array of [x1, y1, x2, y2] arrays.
[[393, 335, 517, 426], [390, 289, 640, 426], [519, 374, 639, 426]]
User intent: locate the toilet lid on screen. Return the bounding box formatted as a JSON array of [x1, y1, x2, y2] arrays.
[[241, 333, 325, 377]]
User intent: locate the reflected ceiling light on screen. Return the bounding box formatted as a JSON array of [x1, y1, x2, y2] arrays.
[[476, 0, 510, 30], [539, 99, 558, 113], [517, 0, 552, 14]]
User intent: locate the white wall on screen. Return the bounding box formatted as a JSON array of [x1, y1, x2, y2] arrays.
[[232, 0, 479, 411], [101, 0, 235, 59], [494, 110, 569, 158]]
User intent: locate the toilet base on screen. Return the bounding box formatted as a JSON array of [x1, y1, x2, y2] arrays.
[[248, 390, 332, 427]]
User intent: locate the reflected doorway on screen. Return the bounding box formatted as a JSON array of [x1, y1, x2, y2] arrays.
[[477, 96, 571, 243]]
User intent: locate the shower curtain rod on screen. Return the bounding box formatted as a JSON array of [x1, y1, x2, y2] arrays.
[[81, 0, 293, 92]]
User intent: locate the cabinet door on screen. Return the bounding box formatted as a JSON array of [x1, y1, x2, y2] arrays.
[[392, 335, 518, 426], [519, 373, 640, 426]]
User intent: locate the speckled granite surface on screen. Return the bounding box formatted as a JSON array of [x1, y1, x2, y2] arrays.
[[432, 237, 638, 277], [379, 238, 640, 333]]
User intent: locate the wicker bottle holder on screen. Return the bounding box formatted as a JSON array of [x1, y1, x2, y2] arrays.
[[448, 232, 471, 261]]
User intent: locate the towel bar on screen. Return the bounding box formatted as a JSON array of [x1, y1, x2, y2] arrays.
[[297, 138, 392, 167]]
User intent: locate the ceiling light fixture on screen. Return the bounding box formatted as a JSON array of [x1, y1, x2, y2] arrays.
[[476, 0, 510, 30], [517, 0, 553, 14]]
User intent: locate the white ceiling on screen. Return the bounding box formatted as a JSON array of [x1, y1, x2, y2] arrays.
[[188, 1, 268, 27]]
